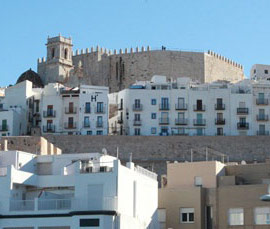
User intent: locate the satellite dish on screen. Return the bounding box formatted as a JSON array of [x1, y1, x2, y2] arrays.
[[102, 148, 107, 155]]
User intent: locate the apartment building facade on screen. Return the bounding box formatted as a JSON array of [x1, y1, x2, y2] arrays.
[[158, 160, 270, 229], [250, 64, 270, 81], [0, 149, 159, 229], [111, 75, 270, 136]]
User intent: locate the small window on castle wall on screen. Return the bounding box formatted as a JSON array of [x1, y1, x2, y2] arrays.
[[51, 48, 55, 59], [65, 48, 68, 59], [265, 70, 268, 74]]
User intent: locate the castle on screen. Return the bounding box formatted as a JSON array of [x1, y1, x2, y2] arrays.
[[37, 35, 245, 92]]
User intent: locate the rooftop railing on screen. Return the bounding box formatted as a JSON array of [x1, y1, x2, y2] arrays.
[[135, 165, 157, 180]]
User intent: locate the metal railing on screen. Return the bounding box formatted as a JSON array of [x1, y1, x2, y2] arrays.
[[118, 103, 123, 110], [159, 118, 169, 124], [38, 199, 72, 211], [0, 125, 8, 131], [84, 108, 91, 114], [256, 115, 269, 121], [193, 119, 206, 126], [237, 122, 249, 129], [159, 104, 170, 110], [193, 105, 206, 111], [43, 110, 56, 118], [96, 121, 103, 128], [257, 130, 270, 136], [256, 98, 268, 105], [65, 107, 77, 114], [133, 120, 142, 126], [215, 118, 226, 125], [83, 122, 90, 128], [95, 108, 105, 114], [64, 122, 77, 129], [135, 165, 157, 180], [215, 104, 225, 110], [43, 125, 56, 133], [237, 108, 249, 114], [10, 200, 35, 211], [175, 103, 187, 110], [132, 104, 143, 111], [175, 118, 188, 125], [117, 117, 123, 124]]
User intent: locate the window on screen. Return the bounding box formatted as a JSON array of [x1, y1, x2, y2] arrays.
[[64, 48, 68, 59], [180, 208, 194, 223], [151, 127, 157, 134], [217, 127, 223, 136], [96, 131, 103, 135], [87, 131, 92, 135], [228, 208, 244, 226], [151, 113, 156, 119], [85, 102, 91, 113], [194, 176, 202, 186], [134, 113, 140, 121], [84, 117, 90, 127], [254, 69, 256, 74], [80, 218, 100, 227], [151, 99, 156, 105], [51, 48, 55, 58], [97, 116, 103, 127], [0, 104, 3, 110], [255, 207, 270, 225], [97, 102, 104, 113], [134, 128, 140, 136], [134, 99, 141, 108], [265, 70, 269, 74]]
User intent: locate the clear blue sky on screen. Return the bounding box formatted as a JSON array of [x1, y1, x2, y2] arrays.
[[0, 0, 269, 86]]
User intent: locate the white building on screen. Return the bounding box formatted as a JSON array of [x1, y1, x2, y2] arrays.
[[0, 148, 159, 228], [110, 75, 270, 136], [40, 83, 109, 135], [250, 64, 270, 81]]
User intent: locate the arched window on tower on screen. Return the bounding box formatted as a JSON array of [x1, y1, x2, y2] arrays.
[[51, 48, 55, 59], [64, 48, 68, 60]]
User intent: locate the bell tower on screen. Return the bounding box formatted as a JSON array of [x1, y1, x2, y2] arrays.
[[44, 35, 74, 83]]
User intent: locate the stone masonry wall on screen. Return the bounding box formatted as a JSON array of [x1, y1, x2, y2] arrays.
[[1, 136, 270, 179]]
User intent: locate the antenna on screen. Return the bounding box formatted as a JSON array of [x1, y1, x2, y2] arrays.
[[129, 153, 133, 163]]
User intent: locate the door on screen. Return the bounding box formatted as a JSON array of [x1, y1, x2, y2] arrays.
[[2, 119, 7, 131], [68, 117, 73, 128], [197, 113, 203, 125], [69, 102, 73, 113], [197, 100, 202, 110], [161, 98, 169, 109]]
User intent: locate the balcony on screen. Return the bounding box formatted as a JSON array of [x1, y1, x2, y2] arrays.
[[95, 108, 105, 114], [175, 118, 188, 125], [159, 118, 169, 125], [237, 122, 249, 130], [43, 125, 55, 133], [96, 121, 103, 128], [159, 104, 170, 111], [133, 120, 142, 126], [257, 115, 269, 121], [118, 103, 123, 110], [257, 130, 270, 136], [215, 118, 226, 125], [215, 104, 225, 110], [132, 104, 143, 111], [65, 107, 77, 114], [43, 110, 56, 118], [0, 125, 8, 132], [84, 108, 91, 114], [256, 98, 268, 105], [237, 108, 249, 115], [64, 122, 77, 129], [117, 117, 123, 124], [83, 122, 90, 128], [193, 119, 206, 126], [193, 105, 206, 111], [9, 197, 118, 212], [175, 103, 187, 110]]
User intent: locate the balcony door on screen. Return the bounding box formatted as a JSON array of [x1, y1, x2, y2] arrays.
[[2, 119, 7, 130], [68, 117, 73, 128], [197, 100, 202, 110], [47, 120, 52, 130], [259, 124, 265, 133], [161, 98, 169, 109], [259, 109, 265, 119], [197, 113, 203, 124], [47, 105, 53, 116], [259, 93, 265, 101], [134, 99, 141, 108], [69, 102, 74, 113]]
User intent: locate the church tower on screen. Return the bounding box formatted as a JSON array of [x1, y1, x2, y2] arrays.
[[39, 35, 74, 84]]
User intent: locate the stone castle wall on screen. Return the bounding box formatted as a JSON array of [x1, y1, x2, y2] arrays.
[[38, 47, 244, 93], [1, 136, 269, 178]]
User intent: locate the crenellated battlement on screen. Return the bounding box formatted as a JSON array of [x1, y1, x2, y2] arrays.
[[207, 50, 243, 69]]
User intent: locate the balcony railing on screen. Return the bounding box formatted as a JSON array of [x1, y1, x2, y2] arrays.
[[175, 103, 187, 110], [133, 120, 142, 126], [175, 118, 188, 125], [43, 125, 55, 133], [193, 105, 206, 111], [10, 200, 35, 211], [83, 122, 90, 128], [96, 121, 103, 128], [65, 107, 77, 114], [215, 104, 225, 110], [257, 115, 269, 121], [237, 108, 249, 115], [193, 119, 206, 126], [159, 118, 169, 124], [118, 103, 123, 110], [117, 117, 123, 124], [237, 122, 249, 130], [133, 104, 143, 111], [64, 122, 77, 129], [159, 104, 170, 111], [84, 108, 91, 114], [43, 110, 56, 118], [95, 108, 105, 114], [0, 125, 8, 131], [256, 98, 268, 105], [257, 130, 270, 136], [38, 199, 71, 211], [215, 118, 226, 125]]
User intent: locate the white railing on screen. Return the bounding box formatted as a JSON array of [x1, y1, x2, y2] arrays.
[[38, 199, 72, 210], [10, 200, 35, 211], [135, 165, 157, 180], [0, 167, 7, 176]]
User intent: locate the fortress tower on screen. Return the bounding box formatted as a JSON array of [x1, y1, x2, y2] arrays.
[[38, 35, 74, 85]]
